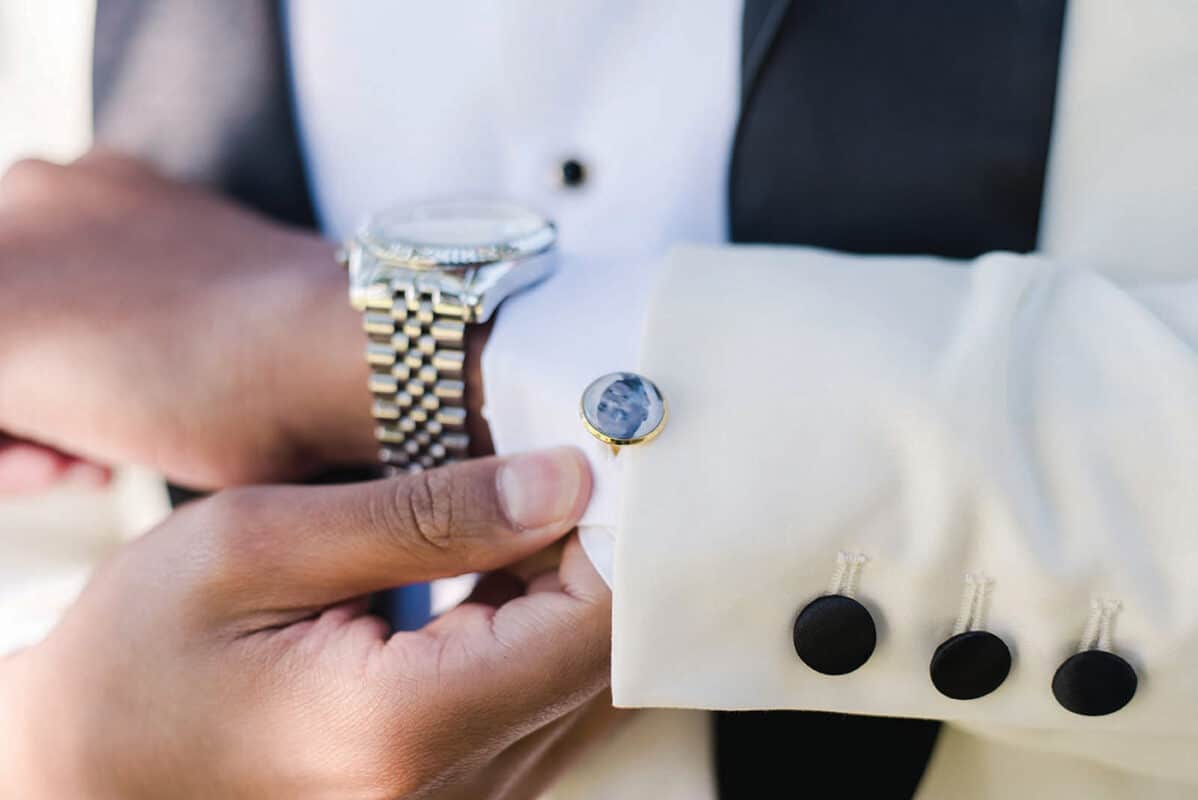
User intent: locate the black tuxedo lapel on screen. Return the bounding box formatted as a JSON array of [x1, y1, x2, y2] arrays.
[[721, 1, 1067, 797], [730, 0, 1067, 256], [740, 0, 795, 105]]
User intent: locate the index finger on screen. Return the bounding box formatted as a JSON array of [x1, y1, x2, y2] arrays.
[[406, 535, 613, 741]]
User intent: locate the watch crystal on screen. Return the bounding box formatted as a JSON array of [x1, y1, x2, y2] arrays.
[[347, 200, 557, 321]]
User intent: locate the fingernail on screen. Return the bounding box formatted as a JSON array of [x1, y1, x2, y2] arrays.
[[498, 447, 585, 531]]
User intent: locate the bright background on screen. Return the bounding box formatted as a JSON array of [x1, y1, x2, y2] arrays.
[[0, 1, 169, 654], [0, 1, 93, 163]]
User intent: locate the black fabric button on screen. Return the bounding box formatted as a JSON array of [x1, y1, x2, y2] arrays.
[[793, 594, 877, 675], [929, 630, 1011, 700], [559, 158, 587, 188], [1052, 649, 1137, 716]]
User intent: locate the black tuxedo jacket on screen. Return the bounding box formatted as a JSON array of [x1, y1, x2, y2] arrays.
[[92, 2, 1068, 796]]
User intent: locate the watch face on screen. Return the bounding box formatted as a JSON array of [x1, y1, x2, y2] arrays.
[[359, 201, 555, 268], [347, 200, 558, 320]]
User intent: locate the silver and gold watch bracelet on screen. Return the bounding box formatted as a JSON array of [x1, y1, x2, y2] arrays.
[[359, 278, 470, 474]]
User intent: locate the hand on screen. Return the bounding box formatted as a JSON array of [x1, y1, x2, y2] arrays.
[[1, 447, 616, 798], [0, 150, 416, 490]]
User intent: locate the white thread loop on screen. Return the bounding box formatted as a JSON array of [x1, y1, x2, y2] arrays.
[[952, 573, 994, 636], [1097, 599, 1122, 652], [829, 551, 868, 597], [1078, 598, 1123, 652]]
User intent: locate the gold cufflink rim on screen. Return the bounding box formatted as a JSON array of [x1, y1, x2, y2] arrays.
[[579, 371, 668, 454]]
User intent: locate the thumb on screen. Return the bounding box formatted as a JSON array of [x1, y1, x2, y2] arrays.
[[205, 447, 591, 610]]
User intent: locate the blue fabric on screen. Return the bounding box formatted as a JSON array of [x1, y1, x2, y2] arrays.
[[388, 583, 433, 631]]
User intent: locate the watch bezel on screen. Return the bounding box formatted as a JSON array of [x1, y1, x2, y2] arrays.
[[346, 201, 558, 322], [357, 201, 557, 269]]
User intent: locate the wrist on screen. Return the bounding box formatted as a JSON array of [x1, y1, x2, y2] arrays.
[[275, 235, 497, 473], [465, 318, 495, 456], [269, 236, 377, 472]]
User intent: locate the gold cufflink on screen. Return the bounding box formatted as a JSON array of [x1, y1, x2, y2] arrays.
[[580, 371, 667, 455]]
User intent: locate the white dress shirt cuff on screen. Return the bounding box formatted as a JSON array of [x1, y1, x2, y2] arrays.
[[481, 251, 661, 587]]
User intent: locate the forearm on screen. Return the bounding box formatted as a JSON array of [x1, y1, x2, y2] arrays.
[[0, 153, 438, 488], [267, 240, 377, 470]]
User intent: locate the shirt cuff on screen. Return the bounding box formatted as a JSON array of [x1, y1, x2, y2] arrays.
[[480, 251, 660, 586]]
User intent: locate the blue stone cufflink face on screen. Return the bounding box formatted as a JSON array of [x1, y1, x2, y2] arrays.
[[580, 372, 667, 451]]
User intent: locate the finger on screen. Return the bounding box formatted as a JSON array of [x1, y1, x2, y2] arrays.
[[437, 702, 587, 800], [440, 694, 629, 800], [406, 536, 612, 738], [497, 694, 631, 800], [461, 544, 569, 611], [465, 570, 526, 608], [72, 147, 157, 179], [0, 443, 65, 493], [62, 461, 114, 489], [207, 447, 591, 609], [0, 439, 109, 494], [506, 539, 566, 583]]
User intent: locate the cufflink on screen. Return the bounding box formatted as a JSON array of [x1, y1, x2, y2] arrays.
[[793, 553, 877, 676], [1052, 599, 1138, 716], [580, 372, 667, 455], [929, 575, 1012, 700]]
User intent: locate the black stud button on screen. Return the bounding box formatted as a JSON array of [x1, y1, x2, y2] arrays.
[[1052, 649, 1138, 716], [559, 158, 587, 188], [793, 594, 877, 675], [930, 630, 1012, 700]]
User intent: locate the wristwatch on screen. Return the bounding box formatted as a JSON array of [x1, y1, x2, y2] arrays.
[[340, 201, 556, 474]]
